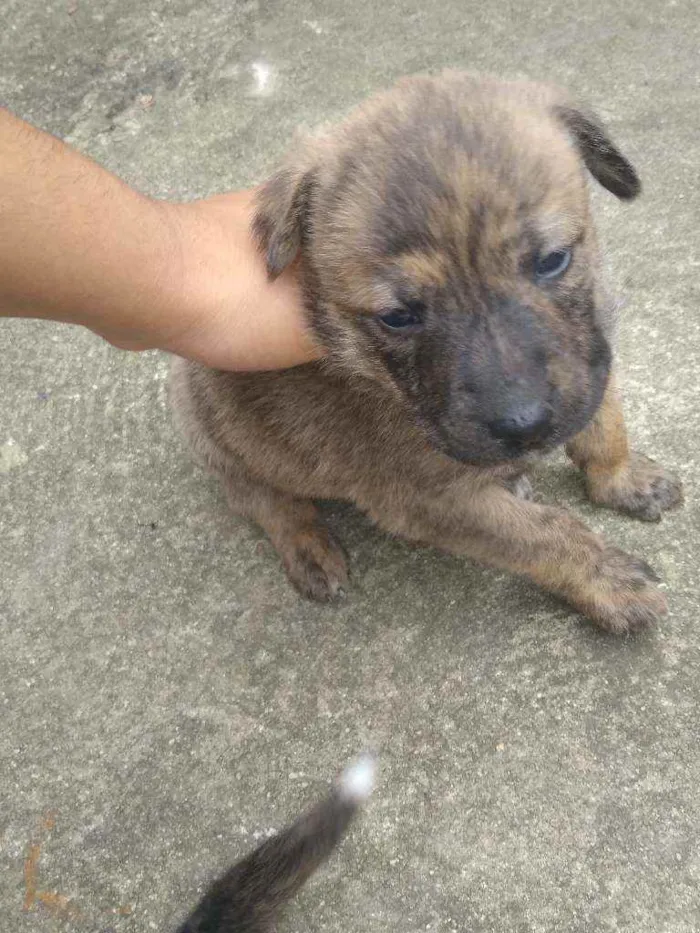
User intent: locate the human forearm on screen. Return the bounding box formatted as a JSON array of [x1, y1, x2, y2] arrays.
[[0, 108, 320, 370], [0, 108, 185, 339]]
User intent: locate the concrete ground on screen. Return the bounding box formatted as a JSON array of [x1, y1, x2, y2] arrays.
[[1, 1, 699, 930]]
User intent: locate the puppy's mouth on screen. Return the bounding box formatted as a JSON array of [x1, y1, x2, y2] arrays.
[[421, 360, 611, 466], [433, 420, 565, 465], [435, 424, 562, 466]]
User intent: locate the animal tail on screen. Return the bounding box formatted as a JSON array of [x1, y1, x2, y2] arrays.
[[175, 753, 377, 933]]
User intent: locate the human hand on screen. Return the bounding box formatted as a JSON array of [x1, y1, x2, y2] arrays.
[[0, 107, 321, 372], [99, 189, 323, 371]]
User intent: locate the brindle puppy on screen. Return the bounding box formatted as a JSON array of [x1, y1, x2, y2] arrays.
[[171, 72, 682, 633]]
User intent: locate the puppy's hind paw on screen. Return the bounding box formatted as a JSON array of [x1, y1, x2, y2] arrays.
[[280, 525, 349, 602]]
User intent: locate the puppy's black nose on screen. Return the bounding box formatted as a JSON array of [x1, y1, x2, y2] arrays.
[[489, 400, 551, 446]]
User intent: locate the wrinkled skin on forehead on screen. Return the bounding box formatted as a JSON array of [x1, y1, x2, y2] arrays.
[[255, 73, 635, 464]]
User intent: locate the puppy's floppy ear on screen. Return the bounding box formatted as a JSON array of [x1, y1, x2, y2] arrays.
[[554, 104, 641, 200], [252, 162, 316, 279]]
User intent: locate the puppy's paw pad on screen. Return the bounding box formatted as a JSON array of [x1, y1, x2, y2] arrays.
[[587, 453, 683, 522], [583, 546, 667, 633], [282, 528, 349, 603]]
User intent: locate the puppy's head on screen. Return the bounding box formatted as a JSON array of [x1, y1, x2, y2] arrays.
[[254, 73, 640, 464]]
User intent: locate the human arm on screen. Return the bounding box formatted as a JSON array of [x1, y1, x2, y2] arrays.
[[0, 107, 321, 371]]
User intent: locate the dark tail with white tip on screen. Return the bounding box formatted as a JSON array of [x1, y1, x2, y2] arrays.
[[175, 754, 376, 933]]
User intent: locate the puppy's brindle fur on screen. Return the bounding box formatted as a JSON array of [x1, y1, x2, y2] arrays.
[[172, 72, 682, 633]]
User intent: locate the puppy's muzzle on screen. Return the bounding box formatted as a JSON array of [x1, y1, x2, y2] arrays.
[[488, 396, 552, 449]]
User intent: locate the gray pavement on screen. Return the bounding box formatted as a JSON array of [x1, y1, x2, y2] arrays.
[[1, 1, 699, 930]]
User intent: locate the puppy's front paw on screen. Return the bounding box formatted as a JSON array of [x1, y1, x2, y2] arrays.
[[280, 526, 349, 603], [586, 452, 683, 522], [577, 546, 667, 634]]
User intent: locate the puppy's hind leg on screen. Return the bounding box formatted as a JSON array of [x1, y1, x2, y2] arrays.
[[170, 361, 347, 602], [223, 465, 349, 603]]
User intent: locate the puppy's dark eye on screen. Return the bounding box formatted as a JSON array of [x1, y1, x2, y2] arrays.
[[378, 308, 422, 332], [534, 248, 572, 281]]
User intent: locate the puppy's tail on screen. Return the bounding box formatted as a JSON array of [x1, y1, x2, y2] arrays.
[[175, 753, 377, 933]]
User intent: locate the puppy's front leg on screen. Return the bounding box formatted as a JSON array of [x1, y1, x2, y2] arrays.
[[376, 482, 665, 633], [566, 375, 683, 521]]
